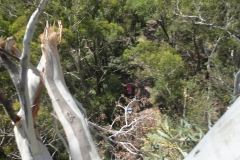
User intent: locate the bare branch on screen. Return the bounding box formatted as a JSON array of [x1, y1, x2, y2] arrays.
[[174, 0, 205, 21], [173, 0, 240, 42], [19, 0, 48, 137], [0, 48, 20, 61], [89, 97, 152, 158]]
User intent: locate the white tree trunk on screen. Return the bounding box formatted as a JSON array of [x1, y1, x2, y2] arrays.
[[13, 0, 52, 159], [41, 27, 100, 160], [0, 0, 101, 159], [185, 97, 240, 160]]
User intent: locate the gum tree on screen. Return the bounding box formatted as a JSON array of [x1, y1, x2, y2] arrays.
[[0, 0, 100, 159]]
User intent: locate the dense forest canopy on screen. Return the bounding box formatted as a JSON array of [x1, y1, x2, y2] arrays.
[[0, 0, 240, 159]]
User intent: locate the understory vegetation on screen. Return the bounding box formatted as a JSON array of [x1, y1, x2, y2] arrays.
[[0, 0, 239, 159]]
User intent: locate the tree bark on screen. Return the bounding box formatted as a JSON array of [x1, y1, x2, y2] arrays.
[[0, 0, 101, 159], [41, 27, 100, 160], [16, 0, 49, 157], [0, 0, 53, 159]]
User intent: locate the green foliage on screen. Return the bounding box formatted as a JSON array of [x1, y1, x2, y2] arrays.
[[216, 38, 240, 68], [184, 80, 213, 123], [151, 50, 185, 105], [0, 69, 16, 99], [61, 28, 76, 48], [9, 16, 27, 34], [90, 74, 124, 124], [0, 15, 10, 37], [142, 117, 206, 160], [12, 102, 20, 111], [124, 41, 185, 109], [0, 113, 18, 158], [124, 0, 164, 19], [1, 0, 240, 159], [8, 16, 27, 42], [30, 42, 42, 65]]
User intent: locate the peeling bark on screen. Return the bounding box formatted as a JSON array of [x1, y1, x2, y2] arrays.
[[31, 80, 43, 123]]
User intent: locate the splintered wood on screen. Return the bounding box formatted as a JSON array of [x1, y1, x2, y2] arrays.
[[0, 36, 21, 61]]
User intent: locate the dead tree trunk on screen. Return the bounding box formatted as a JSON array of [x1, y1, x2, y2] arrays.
[[41, 26, 100, 160], [0, 0, 100, 159]]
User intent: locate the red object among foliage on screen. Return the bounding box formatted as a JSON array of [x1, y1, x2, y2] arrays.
[[126, 84, 133, 95]]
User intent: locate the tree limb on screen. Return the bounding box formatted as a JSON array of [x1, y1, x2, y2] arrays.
[[15, 0, 49, 157], [41, 25, 100, 159], [0, 48, 20, 61]]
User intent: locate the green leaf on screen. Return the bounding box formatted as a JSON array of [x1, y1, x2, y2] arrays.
[[157, 130, 171, 139], [196, 128, 204, 139], [188, 134, 198, 141], [146, 133, 164, 141], [164, 118, 169, 130]]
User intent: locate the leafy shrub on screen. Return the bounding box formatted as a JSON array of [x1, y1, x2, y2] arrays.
[[142, 117, 206, 160], [123, 41, 185, 115]]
